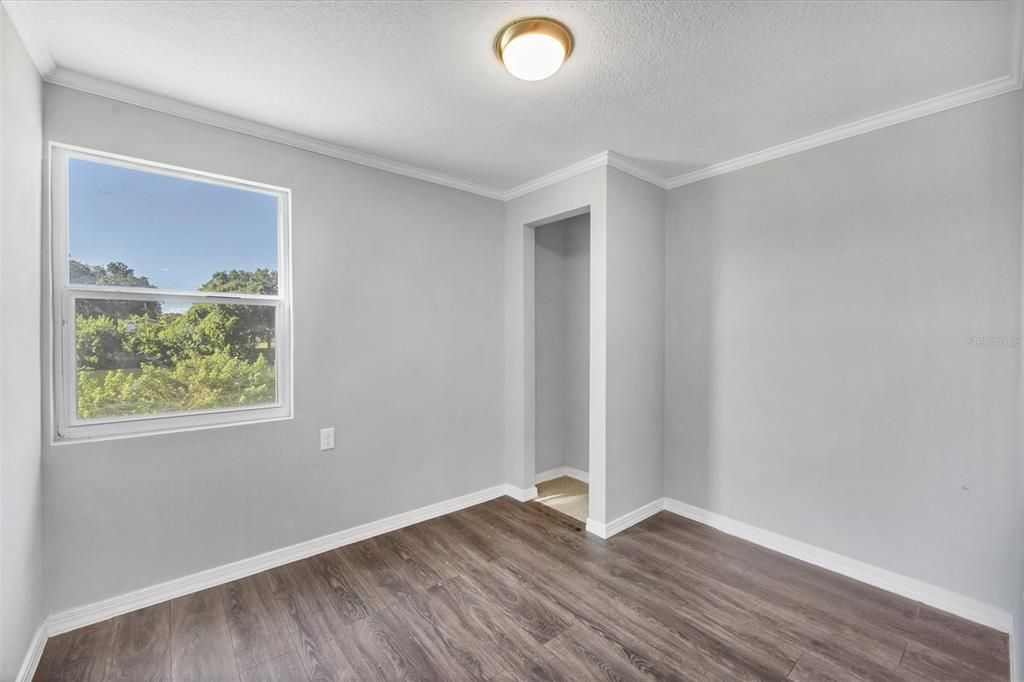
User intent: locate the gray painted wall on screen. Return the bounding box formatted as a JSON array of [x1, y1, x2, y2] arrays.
[[42, 85, 506, 614], [664, 91, 1022, 610], [564, 216, 590, 475], [534, 214, 589, 476], [605, 168, 665, 519], [534, 222, 566, 476], [0, 7, 44, 679]]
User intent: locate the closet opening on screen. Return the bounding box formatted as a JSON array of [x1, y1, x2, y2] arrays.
[[532, 211, 590, 525]]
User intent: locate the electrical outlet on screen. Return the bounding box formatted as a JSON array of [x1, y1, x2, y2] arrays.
[[320, 427, 335, 451]]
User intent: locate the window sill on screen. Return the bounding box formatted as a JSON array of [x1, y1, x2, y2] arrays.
[[52, 407, 294, 445]]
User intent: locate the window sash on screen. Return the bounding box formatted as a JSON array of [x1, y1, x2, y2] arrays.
[[63, 284, 283, 304], [51, 143, 293, 441], [61, 292, 285, 426]]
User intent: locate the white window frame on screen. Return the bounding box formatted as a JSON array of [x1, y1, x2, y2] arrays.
[[50, 143, 293, 441]]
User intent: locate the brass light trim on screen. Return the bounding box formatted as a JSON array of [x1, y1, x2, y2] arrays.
[[495, 17, 574, 77]]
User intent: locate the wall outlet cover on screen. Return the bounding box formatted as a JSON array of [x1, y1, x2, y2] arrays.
[[320, 427, 335, 451]]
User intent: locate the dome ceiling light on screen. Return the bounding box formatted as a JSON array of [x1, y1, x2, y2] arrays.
[[495, 17, 573, 81]]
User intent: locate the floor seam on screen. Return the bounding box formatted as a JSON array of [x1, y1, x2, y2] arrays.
[[786, 651, 803, 679], [896, 641, 909, 669]]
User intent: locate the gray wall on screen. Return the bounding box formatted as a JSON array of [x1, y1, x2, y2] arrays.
[[534, 214, 589, 476], [605, 167, 665, 519], [42, 85, 506, 614], [665, 91, 1022, 609], [564, 216, 590, 475], [534, 222, 566, 475], [0, 7, 44, 679]]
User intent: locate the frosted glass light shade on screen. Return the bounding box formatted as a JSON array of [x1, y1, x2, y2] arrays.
[[496, 18, 573, 82]]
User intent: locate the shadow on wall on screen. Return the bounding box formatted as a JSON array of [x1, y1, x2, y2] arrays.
[[534, 214, 590, 479]]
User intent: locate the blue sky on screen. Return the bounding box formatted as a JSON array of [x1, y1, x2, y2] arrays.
[[69, 158, 278, 291]]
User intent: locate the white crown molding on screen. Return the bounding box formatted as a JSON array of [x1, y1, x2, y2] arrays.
[[1, 0, 56, 74], [45, 483, 511, 636], [606, 151, 668, 190], [2, 0, 507, 200], [502, 150, 669, 201], [666, 1, 1024, 190], [42, 66, 668, 203], [14, 622, 48, 682], [43, 68, 507, 200], [503, 151, 610, 201], [509, 1, 1024, 198], [661, 498, 1014, 633], [6, 0, 1024, 200], [664, 74, 1022, 189]]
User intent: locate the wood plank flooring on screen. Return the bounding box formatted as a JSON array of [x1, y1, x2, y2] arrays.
[[35, 496, 1010, 681]]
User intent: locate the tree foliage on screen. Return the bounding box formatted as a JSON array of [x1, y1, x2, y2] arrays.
[[70, 260, 162, 317], [71, 259, 155, 287], [198, 267, 278, 359], [74, 265, 279, 418], [201, 268, 277, 295], [76, 314, 133, 369], [77, 353, 274, 419]]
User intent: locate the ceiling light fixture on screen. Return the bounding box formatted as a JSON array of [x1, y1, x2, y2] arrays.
[[495, 17, 573, 82]]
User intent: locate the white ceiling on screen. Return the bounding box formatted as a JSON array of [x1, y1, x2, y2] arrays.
[[10, 1, 1023, 194]]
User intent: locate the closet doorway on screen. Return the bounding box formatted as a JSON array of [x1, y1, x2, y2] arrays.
[[532, 212, 590, 523]]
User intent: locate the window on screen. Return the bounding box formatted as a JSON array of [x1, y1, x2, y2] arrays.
[[50, 144, 292, 440]]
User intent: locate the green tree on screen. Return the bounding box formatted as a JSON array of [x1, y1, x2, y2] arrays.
[[75, 314, 125, 369], [201, 268, 277, 296], [119, 311, 183, 367], [197, 268, 278, 360], [73, 263, 279, 418], [70, 259, 154, 287], [76, 352, 275, 419], [70, 260, 161, 317]]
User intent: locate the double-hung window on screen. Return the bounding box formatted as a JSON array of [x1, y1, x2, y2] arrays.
[[50, 144, 292, 440]]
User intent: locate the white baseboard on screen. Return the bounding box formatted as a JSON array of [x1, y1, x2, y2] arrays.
[[15, 621, 48, 682], [26, 484, 1014, 673], [586, 497, 663, 539], [505, 484, 538, 502], [584, 495, 1013, 634], [661, 498, 1014, 633], [535, 466, 589, 484], [1010, 625, 1018, 682], [46, 484, 510, 636]]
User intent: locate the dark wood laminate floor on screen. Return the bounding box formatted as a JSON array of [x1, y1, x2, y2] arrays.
[[35, 496, 1009, 681]]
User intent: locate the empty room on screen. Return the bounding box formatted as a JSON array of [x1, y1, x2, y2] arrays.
[[2, 1, 1024, 680]]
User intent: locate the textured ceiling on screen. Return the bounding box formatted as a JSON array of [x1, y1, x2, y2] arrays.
[[18, 1, 1021, 191]]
